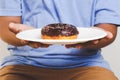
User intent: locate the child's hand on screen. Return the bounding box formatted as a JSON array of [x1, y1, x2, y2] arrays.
[[65, 31, 113, 49], [9, 23, 50, 48]]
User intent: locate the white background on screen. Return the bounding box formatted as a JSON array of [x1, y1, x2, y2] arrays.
[[0, 28, 120, 79]]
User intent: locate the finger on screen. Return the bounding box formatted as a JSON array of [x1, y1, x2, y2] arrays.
[[65, 44, 82, 49], [71, 41, 96, 49], [39, 43, 51, 48], [12, 23, 34, 30], [106, 31, 113, 39], [28, 42, 41, 48], [28, 42, 50, 48], [74, 44, 82, 49], [9, 23, 21, 33], [9, 23, 34, 34], [65, 44, 74, 48], [20, 40, 29, 45], [91, 40, 99, 44], [41, 44, 51, 48]]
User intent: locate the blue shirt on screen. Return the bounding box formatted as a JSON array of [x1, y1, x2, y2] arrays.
[[0, 0, 120, 69]]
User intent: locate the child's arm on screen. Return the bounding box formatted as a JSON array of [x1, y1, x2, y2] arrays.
[[0, 16, 50, 48], [0, 16, 25, 46]]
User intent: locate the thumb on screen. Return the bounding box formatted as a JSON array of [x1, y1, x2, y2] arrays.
[[9, 23, 21, 34], [9, 23, 34, 34], [106, 31, 113, 39]]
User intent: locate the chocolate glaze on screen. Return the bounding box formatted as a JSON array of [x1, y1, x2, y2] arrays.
[[41, 23, 79, 36]]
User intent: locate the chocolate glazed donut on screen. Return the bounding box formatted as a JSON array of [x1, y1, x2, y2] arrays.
[[41, 23, 79, 39]]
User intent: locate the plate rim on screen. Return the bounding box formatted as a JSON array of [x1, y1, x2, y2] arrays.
[[16, 27, 107, 44]]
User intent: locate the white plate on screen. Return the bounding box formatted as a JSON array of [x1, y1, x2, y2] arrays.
[[16, 27, 107, 44]]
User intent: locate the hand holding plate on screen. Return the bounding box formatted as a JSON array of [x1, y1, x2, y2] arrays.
[[9, 23, 50, 48]]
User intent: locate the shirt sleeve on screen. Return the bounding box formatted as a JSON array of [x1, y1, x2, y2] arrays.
[[95, 0, 120, 26], [0, 0, 22, 16]]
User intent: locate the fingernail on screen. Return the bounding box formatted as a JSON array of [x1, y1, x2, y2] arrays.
[[107, 32, 113, 39], [109, 33, 113, 39], [93, 40, 99, 44], [9, 23, 15, 27]]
